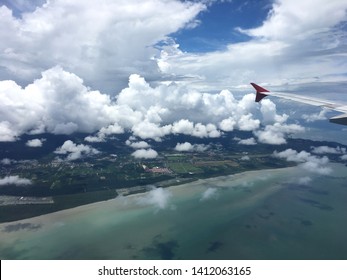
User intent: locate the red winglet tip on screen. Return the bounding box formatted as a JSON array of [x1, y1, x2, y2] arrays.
[[250, 83, 270, 102], [250, 83, 269, 93]]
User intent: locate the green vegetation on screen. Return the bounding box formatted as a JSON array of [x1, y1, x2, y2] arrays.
[[1, 132, 346, 222]]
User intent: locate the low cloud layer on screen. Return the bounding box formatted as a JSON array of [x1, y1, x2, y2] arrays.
[[200, 187, 218, 201], [237, 137, 257, 145], [298, 176, 312, 185], [255, 123, 304, 145], [0, 175, 32, 186], [136, 187, 172, 210], [302, 109, 329, 123], [311, 146, 346, 155], [273, 149, 332, 175], [26, 138, 44, 147], [54, 140, 100, 161], [240, 155, 250, 161], [174, 142, 208, 152], [0, 67, 303, 145], [131, 149, 158, 159], [126, 140, 151, 149]]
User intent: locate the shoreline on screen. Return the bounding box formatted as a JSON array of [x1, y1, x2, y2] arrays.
[[0, 166, 297, 226], [1, 164, 347, 260]]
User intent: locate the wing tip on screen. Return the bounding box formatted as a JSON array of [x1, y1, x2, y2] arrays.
[[250, 83, 269, 102]]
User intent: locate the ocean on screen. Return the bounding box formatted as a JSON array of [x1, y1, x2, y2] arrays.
[[1, 164, 347, 259]]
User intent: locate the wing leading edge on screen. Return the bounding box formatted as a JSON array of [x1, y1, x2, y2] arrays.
[[250, 83, 347, 125]]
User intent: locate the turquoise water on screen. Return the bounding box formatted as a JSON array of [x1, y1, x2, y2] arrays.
[[1, 164, 347, 259]]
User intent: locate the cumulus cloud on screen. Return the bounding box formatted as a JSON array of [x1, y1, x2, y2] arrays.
[[311, 146, 346, 155], [219, 117, 236, 132], [157, 0, 347, 91], [1, 158, 16, 165], [136, 187, 172, 210], [200, 187, 218, 201], [0, 175, 32, 186], [0, 67, 119, 140], [132, 121, 172, 141], [298, 176, 312, 185], [255, 123, 304, 145], [273, 149, 332, 175], [171, 120, 221, 138], [237, 114, 260, 131], [0, 65, 305, 146], [1, 0, 346, 148], [54, 140, 100, 160], [174, 142, 208, 152], [238, 137, 257, 145], [302, 108, 329, 122], [26, 138, 44, 147], [260, 99, 288, 124], [0, 0, 204, 93], [340, 154, 347, 160], [240, 155, 250, 161], [126, 140, 151, 149], [131, 148, 158, 159], [85, 124, 124, 142], [240, 0, 347, 41]]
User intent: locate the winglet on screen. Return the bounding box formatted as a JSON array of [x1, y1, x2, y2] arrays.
[[250, 83, 269, 102]]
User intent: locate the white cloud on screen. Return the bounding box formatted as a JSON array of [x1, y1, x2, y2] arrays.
[[0, 0, 205, 93], [132, 121, 172, 141], [219, 117, 236, 132], [0, 65, 305, 145], [237, 114, 260, 131], [131, 148, 158, 159], [0, 121, 19, 141], [126, 140, 151, 149], [85, 123, 124, 143], [157, 0, 347, 91], [54, 140, 100, 160], [311, 146, 346, 155], [136, 187, 172, 209], [1, 0, 347, 148], [255, 123, 304, 145], [238, 137, 257, 145], [0, 67, 119, 140], [273, 148, 332, 175], [26, 138, 44, 147], [200, 187, 218, 201], [1, 158, 14, 165], [298, 176, 312, 185], [174, 142, 208, 152], [340, 154, 347, 160], [0, 175, 32, 186], [274, 149, 313, 163], [260, 99, 288, 124], [241, 0, 347, 41], [175, 142, 193, 152], [302, 108, 329, 122]]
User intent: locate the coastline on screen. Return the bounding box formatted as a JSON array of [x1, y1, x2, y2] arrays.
[[2, 163, 347, 260], [0, 166, 297, 227]]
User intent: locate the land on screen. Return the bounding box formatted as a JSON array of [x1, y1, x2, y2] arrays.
[[0, 131, 346, 222]]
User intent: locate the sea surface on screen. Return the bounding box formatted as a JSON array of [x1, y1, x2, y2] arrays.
[[1, 164, 347, 259]]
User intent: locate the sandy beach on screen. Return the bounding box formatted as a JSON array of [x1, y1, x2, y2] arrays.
[[0, 166, 296, 227]]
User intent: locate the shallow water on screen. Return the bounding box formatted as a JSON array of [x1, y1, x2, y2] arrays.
[[1, 164, 347, 259]]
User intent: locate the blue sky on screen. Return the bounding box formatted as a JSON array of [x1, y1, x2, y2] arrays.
[[0, 0, 347, 146], [174, 0, 272, 52]]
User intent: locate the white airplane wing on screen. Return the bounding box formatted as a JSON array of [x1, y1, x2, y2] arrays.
[[251, 83, 347, 125]]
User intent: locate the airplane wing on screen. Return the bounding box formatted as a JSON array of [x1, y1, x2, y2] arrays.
[[250, 83, 347, 125]]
